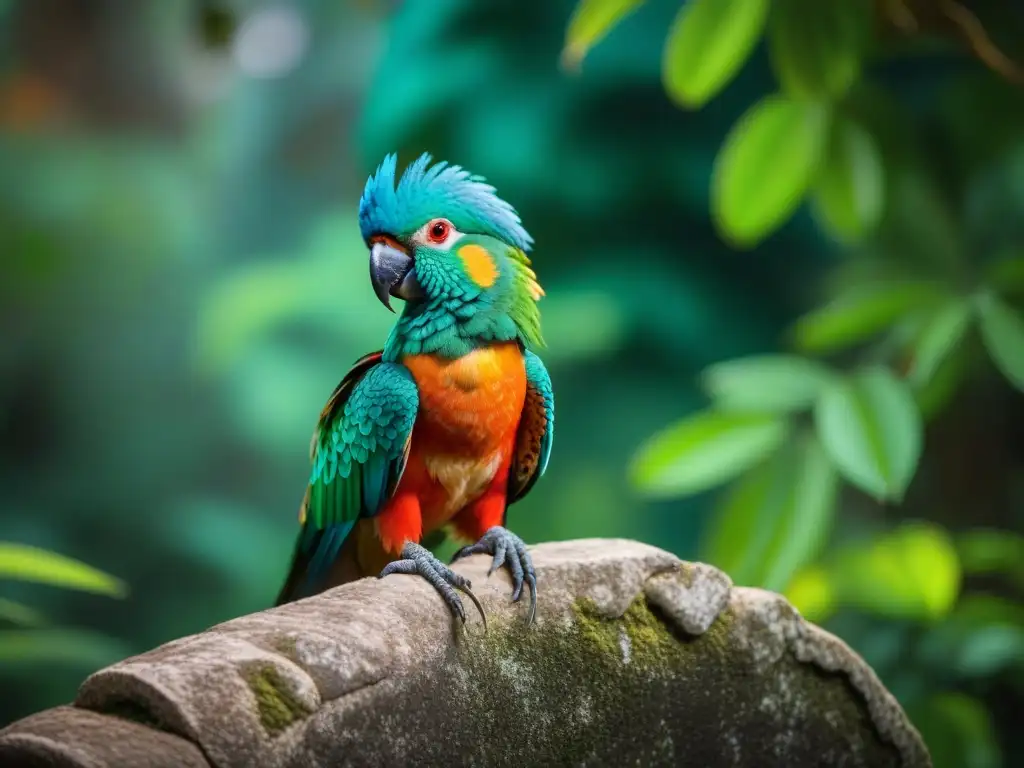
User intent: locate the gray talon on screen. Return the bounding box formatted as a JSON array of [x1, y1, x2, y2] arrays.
[[452, 526, 537, 625], [380, 542, 487, 629]]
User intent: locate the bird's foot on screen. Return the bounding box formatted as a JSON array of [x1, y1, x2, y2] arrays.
[[452, 526, 537, 624], [379, 542, 487, 630]]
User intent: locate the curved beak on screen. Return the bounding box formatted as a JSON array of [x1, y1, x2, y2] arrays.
[[369, 241, 421, 312]]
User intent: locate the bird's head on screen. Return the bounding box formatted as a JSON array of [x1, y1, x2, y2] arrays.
[[358, 153, 544, 349]]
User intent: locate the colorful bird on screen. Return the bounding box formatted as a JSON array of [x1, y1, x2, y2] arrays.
[[274, 153, 554, 626]]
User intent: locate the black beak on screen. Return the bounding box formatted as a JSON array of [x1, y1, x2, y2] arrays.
[[369, 241, 420, 312]]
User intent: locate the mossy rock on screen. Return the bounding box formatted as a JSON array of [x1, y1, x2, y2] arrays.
[[0, 539, 931, 768], [241, 662, 314, 735], [297, 594, 910, 766]]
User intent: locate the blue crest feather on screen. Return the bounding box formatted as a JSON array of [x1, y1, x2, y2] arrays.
[[359, 153, 533, 251]]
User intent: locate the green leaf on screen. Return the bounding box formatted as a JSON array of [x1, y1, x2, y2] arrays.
[[814, 366, 923, 501], [0, 543, 127, 597], [712, 95, 829, 247], [662, 0, 770, 109], [831, 522, 961, 620], [630, 410, 789, 498], [976, 293, 1024, 391], [701, 355, 836, 413], [767, 0, 867, 100], [562, 0, 646, 70], [704, 434, 838, 591], [0, 598, 47, 628], [784, 565, 835, 623], [702, 460, 775, 583], [0, 629, 131, 668], [811, 118, 885, 242], [908, 298, 973, 388], [911, 693, 1001, 768], [913, 336, 971, 422], [957, 529, 1024, 590], [955, 625, 1024, 678], [918, 595, 1024, 679], [758, 435, 839, 591], [792, 282, 945, 354], [947, 596, 1024, 677]]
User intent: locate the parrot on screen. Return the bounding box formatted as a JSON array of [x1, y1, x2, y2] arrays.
[[274, 152, 554, 627]]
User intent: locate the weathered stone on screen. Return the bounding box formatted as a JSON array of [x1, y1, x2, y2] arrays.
[[644, 561, 732, 635], [0, 538, 932, 768], [0, 705, 210, 767]]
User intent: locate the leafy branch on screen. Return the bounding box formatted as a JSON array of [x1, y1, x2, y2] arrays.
[[0, 542, 129, 666], [563, 0, 1021, 247], [564, 1, 1024, 763]]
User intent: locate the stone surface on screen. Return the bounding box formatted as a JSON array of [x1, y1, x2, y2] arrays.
[[0, 538, 932, 768], [0, 705, 210, 767]]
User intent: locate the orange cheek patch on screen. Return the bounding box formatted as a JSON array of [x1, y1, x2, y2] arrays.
[[458, 244, 499, 288]]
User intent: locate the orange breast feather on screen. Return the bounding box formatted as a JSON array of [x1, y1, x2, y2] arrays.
[[372, 342, 527, 554], [405, 342, 527, 453]]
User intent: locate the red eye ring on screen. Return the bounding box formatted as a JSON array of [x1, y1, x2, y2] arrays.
[[427, 219, 450, 243]]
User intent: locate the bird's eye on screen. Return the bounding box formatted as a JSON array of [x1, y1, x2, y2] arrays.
[[427, 219, 450, 243]]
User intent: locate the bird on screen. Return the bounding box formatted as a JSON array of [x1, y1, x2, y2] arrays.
[[274, 152, 554, 627]]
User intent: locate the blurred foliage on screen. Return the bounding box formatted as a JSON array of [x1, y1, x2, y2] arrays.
[[0, 1, 1022, 766], [607, 1, 1024, 765], [0, 543, 127, 665]]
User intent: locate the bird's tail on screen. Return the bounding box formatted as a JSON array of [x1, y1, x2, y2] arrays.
[[274, 522, 355, 607], [274, 530, 312, 607]]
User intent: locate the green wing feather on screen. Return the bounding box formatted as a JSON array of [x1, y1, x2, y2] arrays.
[[306, 359, 418, 527], [275, 352, 418, 604], [509, 350, 554, 503]]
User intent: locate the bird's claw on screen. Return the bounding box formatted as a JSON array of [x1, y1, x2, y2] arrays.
[[452, 526, 537, 625], [379, 542, 487, 631]]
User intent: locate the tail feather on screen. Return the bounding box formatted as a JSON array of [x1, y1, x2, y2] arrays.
[[274, 530, 313, 607], [274, 522, 355, 606]]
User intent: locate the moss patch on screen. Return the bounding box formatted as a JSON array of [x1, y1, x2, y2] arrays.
[[572, 596, 677, 667], [299, 598, 908, 767], [693, 606, 736, 656], [241, 663, 313, 734], [572, 598, 621, 658]]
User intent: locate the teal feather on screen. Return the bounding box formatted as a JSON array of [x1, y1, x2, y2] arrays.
[[357, 154, 544, 363], [304, 521, 355, 591], [305, 362, 418, 528], [382, 236, 543, 361], [525, 351, 555, 477], [508, 351, 555, 504], [275, 356, 418, 605], [359, 153, 533, 251]]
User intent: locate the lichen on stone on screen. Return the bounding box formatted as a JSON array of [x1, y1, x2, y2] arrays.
[[241, 662, 314, 734]]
